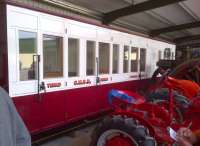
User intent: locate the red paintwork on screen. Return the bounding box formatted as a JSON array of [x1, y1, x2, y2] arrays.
[[13, 79, 148, 134], [106, 136, 134, 146]]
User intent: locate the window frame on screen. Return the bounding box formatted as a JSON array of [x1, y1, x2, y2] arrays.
[[86, 40, 96, 76], [130, 47, 139, 73], [139, 48, 146, 72], [68, 37, 80, 77], [18, 29, 38, 82], [158, 50, 162, 60], [164, 48, 171, 60], [98, 42, 110, 75], [43, 34, 64, 78], [123, 45, 130, 73], [112, 43, 120, 74]]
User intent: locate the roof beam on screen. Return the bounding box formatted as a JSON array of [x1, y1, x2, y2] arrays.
[[174, 34, 200, 43], [179, 3, 200, 21], [150, 21, 200, 37], [103, 0, 186, 25]]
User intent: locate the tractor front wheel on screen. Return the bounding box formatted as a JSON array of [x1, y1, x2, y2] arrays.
[[90, 116, 156, 146]]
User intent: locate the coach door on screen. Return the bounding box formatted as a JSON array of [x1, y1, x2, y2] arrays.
[[8, 29, 40, 96]]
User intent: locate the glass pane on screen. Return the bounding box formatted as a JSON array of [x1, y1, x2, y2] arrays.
[[43, 35, 63, 78], [172, 52, 175, 60], [86, 41, 96, 76], [131, 47, 138, 72], [19, 31, 37, 81], [140, 48, 146, 72], [112, 44, 119, 74], [164, 48, 171, 60], [99, 42, 110, 74], [158, 50, 162, 60], [68, 38, 79, 77], [123, 45, 129, 73]]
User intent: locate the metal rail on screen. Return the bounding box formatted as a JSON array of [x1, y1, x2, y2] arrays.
[[32, 117, 103, 146]]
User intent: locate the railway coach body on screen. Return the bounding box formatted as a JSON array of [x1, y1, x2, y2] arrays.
[[0, 5, 175, 134]]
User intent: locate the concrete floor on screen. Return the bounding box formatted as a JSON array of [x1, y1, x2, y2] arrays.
[[39, 124, 96, 146]]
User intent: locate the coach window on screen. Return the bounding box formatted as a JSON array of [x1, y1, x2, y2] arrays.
[[112, 44, 119, 74], [43, 35, 63, 78], [131, 47, 138, 72], [86, 41, 96, 76], [172, 52, 175, 60], [164, 48, 171, 60], [140, 48, 146, 72], [19, 31, 37, 81], [68, 38, 79, 77], [158, 50, 162, 60], [123, 45, 129, 73], [99, 42, 110, 74]]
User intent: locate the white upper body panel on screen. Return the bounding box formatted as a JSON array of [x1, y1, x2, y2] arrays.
[[6, 5, 176, 97]]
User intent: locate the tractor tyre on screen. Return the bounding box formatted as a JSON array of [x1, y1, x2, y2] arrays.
[[90, 115, 156, 146]]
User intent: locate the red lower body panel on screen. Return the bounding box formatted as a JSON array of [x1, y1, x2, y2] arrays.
[[12, 79, 149, 134]]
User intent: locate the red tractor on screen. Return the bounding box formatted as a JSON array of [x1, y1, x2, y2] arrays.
[[148, 58, 200, 99], [90, 83, 200, 145], [153, 58, 200, 86], [147, 59, 200, 123], [90, 59, 200, 146]]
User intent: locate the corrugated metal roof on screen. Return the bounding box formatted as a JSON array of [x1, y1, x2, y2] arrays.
[[63, 0, 129, 13], [62, 0, 200, 43]]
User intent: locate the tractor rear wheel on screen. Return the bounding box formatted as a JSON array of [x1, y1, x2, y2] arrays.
[[90, 115, 156, 146]]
